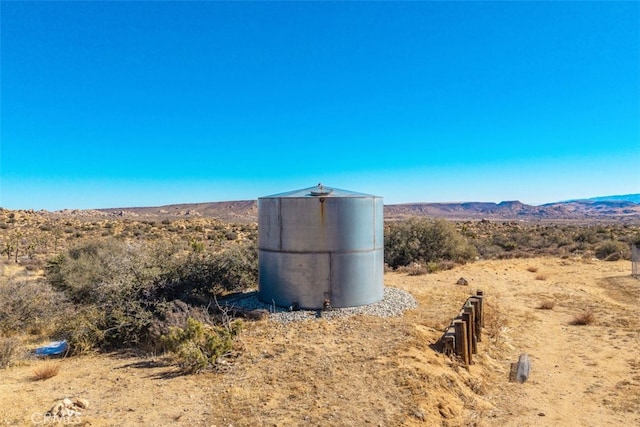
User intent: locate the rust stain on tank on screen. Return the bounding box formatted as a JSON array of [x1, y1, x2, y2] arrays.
[[319, 197, 325, 224]]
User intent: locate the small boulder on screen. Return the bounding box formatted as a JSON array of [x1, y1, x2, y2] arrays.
[[456, 277, 469, 286], [73, 398, 90, 409], [46, 397, 89, 418]]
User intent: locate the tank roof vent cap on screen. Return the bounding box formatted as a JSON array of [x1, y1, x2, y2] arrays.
[[310, 183, 333, 196]]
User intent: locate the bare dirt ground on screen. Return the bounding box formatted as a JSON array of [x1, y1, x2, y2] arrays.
[[1, 257, 638, 426]]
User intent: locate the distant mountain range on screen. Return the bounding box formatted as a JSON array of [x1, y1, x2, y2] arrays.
[[562, 194, 640, 204], [90, 194, 640, 223], [384, 198, 640, 221]]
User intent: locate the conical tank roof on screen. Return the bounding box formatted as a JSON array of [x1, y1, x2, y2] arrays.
[[260, 183, 380, 199]]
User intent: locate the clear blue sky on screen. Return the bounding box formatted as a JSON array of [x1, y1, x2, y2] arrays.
[[1, 1, 638, 210]]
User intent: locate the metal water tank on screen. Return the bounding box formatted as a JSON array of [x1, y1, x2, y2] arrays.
[[258, 184, 384, 309]]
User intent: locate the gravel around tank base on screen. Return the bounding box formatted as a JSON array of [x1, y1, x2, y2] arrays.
[[220, 287, 418, 323]]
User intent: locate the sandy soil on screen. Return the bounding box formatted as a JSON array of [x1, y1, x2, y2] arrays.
[[1, 257, 638, 426]]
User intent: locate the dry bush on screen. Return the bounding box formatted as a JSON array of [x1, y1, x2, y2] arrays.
[[384, 218, 476, 269], [604, 251, 623, 261], [46, 237, 255, 355], [398, 263, 428, 276], [0, 275, 70, 336], [527, 266, 539, 273], [0, 337, 19, 369], [161, 317, 242, 374], [436, 260, 457, 271], [535, 273, 547, 281], [570, 310, 595, 326], [595, 240, 629, 261], [537, 300, 555, 310], [54, 306, 106, 355], [32, 363, 61, 380]]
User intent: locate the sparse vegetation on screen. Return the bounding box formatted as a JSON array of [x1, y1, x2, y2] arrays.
[[0, 206, 637, 386], [31, 363, 61, 380], [462, 221, 638, 260], [0, 209, 259, 364], [0, 337, 19, 369], [570, 310, 595, 326]]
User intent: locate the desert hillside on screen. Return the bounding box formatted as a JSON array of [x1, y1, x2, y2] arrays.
[[1, 257, 638, 426], [36, 194, 640, 223]]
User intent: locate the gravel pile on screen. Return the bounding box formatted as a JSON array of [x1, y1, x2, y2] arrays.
[[220, 287, 417, 323]]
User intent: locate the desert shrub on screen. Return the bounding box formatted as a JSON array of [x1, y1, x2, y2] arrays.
[[160, 241, 258, 303], [206, 242, 258, 292], [570, 310, 595, 326], [32, 363, 61, 381], [471, 241, 504, 259], [535, 274, 547, 281], [595, 240, 629, 261], [0, 337, 19, 368], [190, 239, 205, 253], [53, 306, 106, 354], [491, 234, 517, 251], [526, 266, 538, 273], [46, 239, 180, 350], [161, 317, 242, 374], [0, 276, 70, 336], [574, 229, 599, 244], [397, 262, 428, 276], [437, 260, 456, 271], [46, 237, 254, 353], [52, 291, 166, 353], [552, 235, 572, 248], [384, 218, 476, 269], [46, 238, 176, 305]]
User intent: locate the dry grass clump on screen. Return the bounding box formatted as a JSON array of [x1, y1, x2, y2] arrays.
[[0, 337, 19, 369], [399, 263, 429, 276], [537, 300, 556, 310], [527, 266, 539, 273], [535, 273, 547, 281], [482, 300, 510, 350], [398, 261, 458, 276], [32, 363, 61, 380], [570, 310, 595, 326]]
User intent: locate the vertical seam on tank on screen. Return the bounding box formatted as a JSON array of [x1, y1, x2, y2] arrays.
[[328, 251, 333, 302], [374, 197, 379, 249], [277, 199, 282, 251]]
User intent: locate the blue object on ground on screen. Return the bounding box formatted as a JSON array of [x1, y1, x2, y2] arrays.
[[35, 340, 69, 356]]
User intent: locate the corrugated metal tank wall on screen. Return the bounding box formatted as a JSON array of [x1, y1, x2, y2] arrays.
[[258, 184, 384, 309]]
